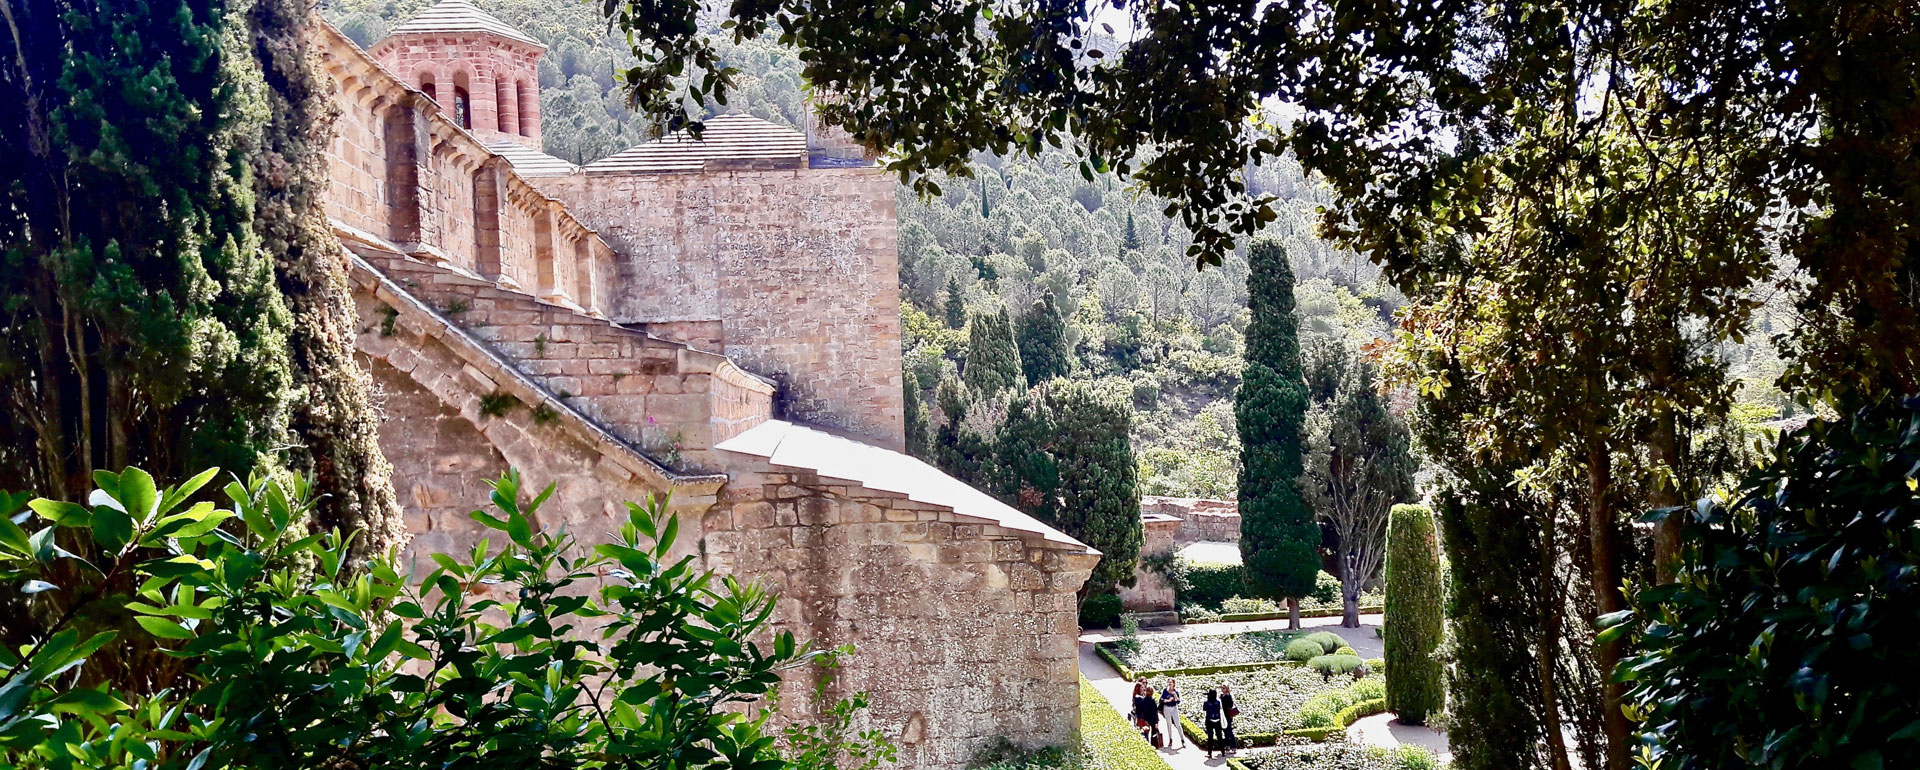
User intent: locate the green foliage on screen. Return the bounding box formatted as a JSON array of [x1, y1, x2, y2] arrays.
[[1173, 666, 1355, 739], [0, 468, 892, 770], [1302, 350, 1415, 624], [964, 308, 1024, 397], [1079, 593, 1122, 629], [1307, 655, 1366, 680], [1177, 559, 1250, 609], [1105, 629, 1305, 672], [1237, 239, 1317, 606], [1048, 381, 1142, 597], [0, 0, 295, 500], [1620, 396, 1920, 770], [1285, 639, 1325, 663], [933, 375, 992, 484], [945, 277, 968, 329], [903, 370, 931, 458], [1076, 677, 1174, 770], [1239, 744, 1440, 770], [1383, 504, 1443, 725], [1436, 488, 1553, 770], [1017, 297, 1071, 385], [1303, 632, 1346, 655], [479, 390, 517, 419]]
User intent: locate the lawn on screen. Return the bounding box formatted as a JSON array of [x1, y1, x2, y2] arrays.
[[1108, 629, 1306, 671]]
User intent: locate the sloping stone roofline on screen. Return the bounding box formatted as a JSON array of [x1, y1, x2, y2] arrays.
[[372, 0, 545, 50]]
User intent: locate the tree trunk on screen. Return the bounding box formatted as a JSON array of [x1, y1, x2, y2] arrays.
[[1288, 596, 1302, 630], [1340, 554, 1361, 628], [1536, 512, 1574, 770], [249, 0, 404, 560], [1648, 347, 1683, 583], [1587, 438, 1633, 770]]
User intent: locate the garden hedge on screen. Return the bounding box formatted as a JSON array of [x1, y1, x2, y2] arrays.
[[1384, 503, 1444, 725], [1077, 676, 1175, 770], [1096, 642, 1308, 681]]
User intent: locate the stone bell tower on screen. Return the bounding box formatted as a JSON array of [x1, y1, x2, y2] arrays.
[[368, 0, 544, 150]]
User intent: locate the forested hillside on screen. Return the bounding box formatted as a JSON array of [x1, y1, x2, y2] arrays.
[[322, 0, 1792, 498]]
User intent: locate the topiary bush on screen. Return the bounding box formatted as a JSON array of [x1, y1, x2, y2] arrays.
[[1304, 631, 1346, 654], [1384, 503, 1444, 725], [1178, 558, 1249, 608], [1221, 596, 1281, 615], [1309, 654, 1366, 680], [1286, 638, 1325, 662]]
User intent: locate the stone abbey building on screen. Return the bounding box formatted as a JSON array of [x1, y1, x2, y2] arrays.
[[313, 2, 1098, 766]]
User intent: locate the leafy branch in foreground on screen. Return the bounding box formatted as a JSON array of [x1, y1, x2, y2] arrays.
[[0, 467, 890, 770]]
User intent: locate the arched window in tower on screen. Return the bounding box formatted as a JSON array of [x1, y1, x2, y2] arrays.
[[452, 70, 472, 129], [417, 70, 437, 105]]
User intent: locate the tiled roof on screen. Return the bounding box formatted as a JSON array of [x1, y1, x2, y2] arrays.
[[385, 0, 543, 48], [716, 420, 1097, 553], [485, 140, 576, 177], [582, 113, 807, 174]]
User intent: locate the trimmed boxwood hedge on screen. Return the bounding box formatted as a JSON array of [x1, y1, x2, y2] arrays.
[[1077, 676, 1174, 770], [1189, 604, 1385, 624], [1096, 641, 1307, 681], [1383, 503, 1444, 725]]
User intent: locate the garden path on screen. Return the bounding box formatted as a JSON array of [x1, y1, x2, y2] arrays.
[[1078, 615, 1450, 766]]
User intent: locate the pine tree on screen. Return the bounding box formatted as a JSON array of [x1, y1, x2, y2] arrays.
[[903, 370, 931, 458], [1016, 296, 1071, 384], [1302, 353, 1416, 627], [944, 276, 966, 329], [963, 307, 1023, 396], [1048, 380, 1142, 600], [1236, 237, 1318, 628], [1123, 210, 1142, 252], [1385, 503, 1445, 725], [979, 175, 991, 220]]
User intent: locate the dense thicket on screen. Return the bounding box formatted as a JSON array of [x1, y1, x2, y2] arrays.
[[1383, 504, 1442, 725], [1622, 397, 1920, 770], [1237, 239, 1317, 627]]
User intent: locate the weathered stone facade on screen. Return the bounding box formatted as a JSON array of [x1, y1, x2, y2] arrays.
[[1119, 513, 1182, 614], [314, 7, 1093, 768], [1142, 495, 1244, 546]]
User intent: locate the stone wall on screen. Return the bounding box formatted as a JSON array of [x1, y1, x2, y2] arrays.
[[531, 169, 905, 450], [1142, 496, 1243, 546], [1119, 514, 1182, 613]]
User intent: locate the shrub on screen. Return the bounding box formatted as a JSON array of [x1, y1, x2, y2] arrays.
[[1622, 396, 1920, 769], [1077, 677, 1174, 770], [1240, 744, 1442, 770], [0, 468, 891, 770], [1285, 638, 1325, 662], [1108, 629, 1306, 671], [1349, 677, 1387, 702], [1221, 595, 1281, 615], [1311, 570, 1341, 604], [1309, 654, 1366, 679], [1080, 592, 1123, 628], [1384, 503, 1444, 725], [1297, 703, 1337, 729], [1304, 631, 1346, 654], [1179, 558, 1249, 608], [1334, 646, 1358, 656], [1393, 745, 1441, 770]]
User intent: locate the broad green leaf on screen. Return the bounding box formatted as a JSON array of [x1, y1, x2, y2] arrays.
[[134, 616, 194, 640]]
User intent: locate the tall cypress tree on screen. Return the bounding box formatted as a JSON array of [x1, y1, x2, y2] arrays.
[[1016, 296, 1070, 384], [944, 276, 966, 328], [963, 307, 1023, 396], [903, 370, 931, 458], [990, 387, 1059, 521], [932, 374, 990, 484], [1236, 237, 1318, 628], [1049, 380, 1142, 600], [1385, 503, 1445, 724], [1123, 210, 1142, 252]]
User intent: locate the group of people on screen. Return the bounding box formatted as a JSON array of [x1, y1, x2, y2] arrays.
[[1130, 678, 1239, 758]]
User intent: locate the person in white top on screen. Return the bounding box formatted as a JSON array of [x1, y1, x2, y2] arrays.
[[1159, 678, 1184, 748]]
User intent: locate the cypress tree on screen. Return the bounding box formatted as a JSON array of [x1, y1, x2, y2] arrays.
[[1, 0, 296, 502], [990, 387, 1059, 521], [932, 375, 990, 484], [963, 307, 1023, 396], [944, 276, 966, 328], [1123, 210, 1142, 252], [1048, 380, 1141, 599], [1385, 503, 1444, 724], [1441, 488, 1555, 770], [1016, 296, 1071, 384], [903, 370, 931, 458], [1236, 237, 1318, 628]]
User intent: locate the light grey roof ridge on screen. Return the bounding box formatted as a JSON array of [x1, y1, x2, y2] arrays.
[[582, 113, 806, 173], [384, 0, 543, 48], [716, 420, 1097, 553], [484, 140, 577, 177]]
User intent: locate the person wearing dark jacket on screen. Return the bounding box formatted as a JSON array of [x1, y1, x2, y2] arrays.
[[1202, 689, 1226, 758], [1133, 686, 1161, 745]]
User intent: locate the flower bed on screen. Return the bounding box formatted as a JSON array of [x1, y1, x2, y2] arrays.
[[1171, 666, 1356, 743], [1075, 676, 1174, 770], [1229, 744, 1440, 770], [1106, 629, 1309, 672]]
